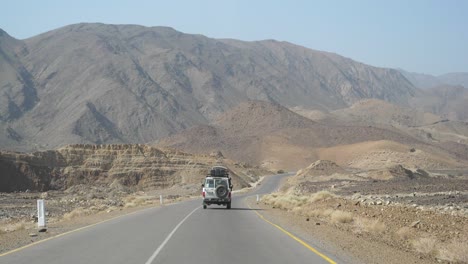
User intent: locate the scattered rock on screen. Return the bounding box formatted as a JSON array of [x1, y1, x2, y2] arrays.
[[29, 233, 38, 237], [31, 215, 38, 222], [411, 220, 420, 228]]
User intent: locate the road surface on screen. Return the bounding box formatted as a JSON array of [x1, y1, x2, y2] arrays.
[[1, 173, 340, 264]]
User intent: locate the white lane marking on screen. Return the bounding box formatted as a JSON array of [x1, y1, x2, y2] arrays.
[[145, 207, 200, 264]]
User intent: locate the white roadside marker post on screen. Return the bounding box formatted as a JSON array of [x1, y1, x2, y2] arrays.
[[37, 199, 47, 232], [160, 195, 163, 205], [257, 195, 259, 202]]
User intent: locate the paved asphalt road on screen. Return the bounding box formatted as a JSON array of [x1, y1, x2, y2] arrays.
[[1, 174, 339, 264]]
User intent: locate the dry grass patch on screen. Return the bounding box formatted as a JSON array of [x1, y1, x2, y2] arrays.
[[2, 221, 29, 233], [412, 236, 438, 255], [330, 210, 354, 223], [261, 193, 309, 210], [262, 190, 337, 210], [304, 208, 334, 218], [123, 195, 154, 208], [437, 238, 468, 263], [309, 191, 336, 203], [354, 217, 386, 234], [62, 208, 91, 221], [263, 191, 354, 226], [395, 226, 412, 240]]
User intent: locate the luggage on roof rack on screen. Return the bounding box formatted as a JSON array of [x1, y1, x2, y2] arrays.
[[208, 166, 229, 177]]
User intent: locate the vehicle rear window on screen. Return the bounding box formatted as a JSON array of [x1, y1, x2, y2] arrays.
[[215, 179, 227, 187], [205, 179, 214, 188]]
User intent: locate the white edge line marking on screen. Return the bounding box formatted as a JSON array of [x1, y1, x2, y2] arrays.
[[145, 207, 200, 264]]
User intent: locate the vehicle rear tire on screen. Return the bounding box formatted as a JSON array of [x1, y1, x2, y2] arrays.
[[227, 202, 231, 209]]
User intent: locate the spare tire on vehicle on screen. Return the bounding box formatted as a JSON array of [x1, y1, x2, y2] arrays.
[[215, 185, 228, 198]]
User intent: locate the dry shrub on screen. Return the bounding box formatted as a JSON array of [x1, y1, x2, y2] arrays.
[[412, 236, 438, 255], [123, 196, 136, 203], [2, 221, 28, 232], [279, 182, 293, 192], [124, 197, 149, 208], [304, 208, 334, 218], [260, 194, 274, 204], [261, 193, 309, 210], [354, 217, 386, 234], [437, 238, 468, 263], [62, 208, 89, 221], [330, 210, 353, 223], [12, 221, 27, 231], [291, 206, 303, 214], [309, 191, 336, 203], [396, 226, 412, 240]]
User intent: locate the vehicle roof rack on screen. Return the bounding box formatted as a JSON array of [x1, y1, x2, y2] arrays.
[[207, 166, 230, 178]]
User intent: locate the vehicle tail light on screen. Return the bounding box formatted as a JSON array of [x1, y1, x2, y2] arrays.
[[228, 192, 231, 198], [202, 191, 206, 198]]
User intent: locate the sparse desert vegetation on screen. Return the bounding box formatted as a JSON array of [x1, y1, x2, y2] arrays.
[[354, 217, 386, 234], [261, 181, 468, 264], [412, 236, 438, 255]]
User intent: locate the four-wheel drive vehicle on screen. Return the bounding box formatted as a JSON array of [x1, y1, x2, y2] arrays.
[[202, 166, 233, 209]]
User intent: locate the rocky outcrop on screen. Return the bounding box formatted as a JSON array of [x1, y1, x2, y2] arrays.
[[367, 165, 429, 181], [296, 160, 347, 178], [0, 144, 248, 192]]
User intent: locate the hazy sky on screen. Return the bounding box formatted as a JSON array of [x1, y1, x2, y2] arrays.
[[1, 0, 467, 75]]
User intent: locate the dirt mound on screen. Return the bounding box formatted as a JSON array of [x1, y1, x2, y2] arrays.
[[317, 140, 409, 165], [286, 160, 353, 187], [299, 160, 346, 177]]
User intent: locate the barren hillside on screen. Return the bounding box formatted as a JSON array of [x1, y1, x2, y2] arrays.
[[410, 85, 468, 122], [1, 23, 419, 151], [158, 101, 466, 170], [332, 99, 442, 127]]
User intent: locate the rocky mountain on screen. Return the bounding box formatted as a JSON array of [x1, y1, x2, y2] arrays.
[[0, 144, 258, 192], [0, 36, 38, 119], [398, 69, 441, 89], [410, 85, 468, 121], [438, 72, 468, 88], [396, 70, 468, 121], [398, 69, 468, 89], [0, 23, 419, 150]]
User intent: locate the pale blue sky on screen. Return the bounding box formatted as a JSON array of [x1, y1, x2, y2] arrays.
[[1, 0, 467, 75]]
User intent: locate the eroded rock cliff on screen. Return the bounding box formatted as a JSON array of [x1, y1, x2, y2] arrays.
[[0, 144, 252, 192]]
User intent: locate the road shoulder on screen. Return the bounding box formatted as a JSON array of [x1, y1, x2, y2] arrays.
[[245, 196, 435, 264]]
